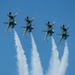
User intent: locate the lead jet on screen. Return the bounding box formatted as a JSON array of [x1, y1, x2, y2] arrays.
[[42, 20, 56, 41], [4, 12, 17, 33], [57, 24, 70, 46], [21, 16, 34, 36]]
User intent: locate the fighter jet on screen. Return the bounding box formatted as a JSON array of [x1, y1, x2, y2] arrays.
[[21, 16, 34, 36], [4, 12, 17, 33], [42, 20, 55, 41], [57, 24, 70, 46]]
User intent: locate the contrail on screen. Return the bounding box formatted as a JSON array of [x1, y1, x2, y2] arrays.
[[14, 31, 29, 75], [30, 33, 43, 75], [58, 41, 69, 75], [46, 37, 60, 75]]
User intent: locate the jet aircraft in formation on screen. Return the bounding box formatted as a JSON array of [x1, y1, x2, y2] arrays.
[[4, 12, 17, 33], [4, 12, 70, 45], [57, 24, 70, 46], [21, 16, 34, 36], [42, 19, 56, 41]]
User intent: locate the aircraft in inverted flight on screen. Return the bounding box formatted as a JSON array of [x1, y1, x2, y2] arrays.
[[42, 20, 56, 41], [57, 24, 70, 46], [4, 12, 17, 33], [21, 16, 34, 36]]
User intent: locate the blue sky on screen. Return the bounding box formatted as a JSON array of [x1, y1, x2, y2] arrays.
[[0, 0, 75, 75]]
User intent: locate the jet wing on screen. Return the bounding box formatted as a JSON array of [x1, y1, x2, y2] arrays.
[[4, 22, 9, 32], [23, 28, 27, 36], [4, 22, 9, 24], [5, 25, 10, 32], [57, 34, 62, 36], [42, 30, 47, 32], [21, 26, 26, 29], [21, 26, 27, 36], [57, 37, 63, 46], [44, 32, 48, 41]]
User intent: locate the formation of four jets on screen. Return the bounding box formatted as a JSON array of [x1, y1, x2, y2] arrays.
[[4, 12, 70, 45]]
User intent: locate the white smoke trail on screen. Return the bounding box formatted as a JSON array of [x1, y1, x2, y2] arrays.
[[58, 41, 69, 75], [30, 33, 43, 75], [46, 37, 60, 75], [14, 31, 29, 75]]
